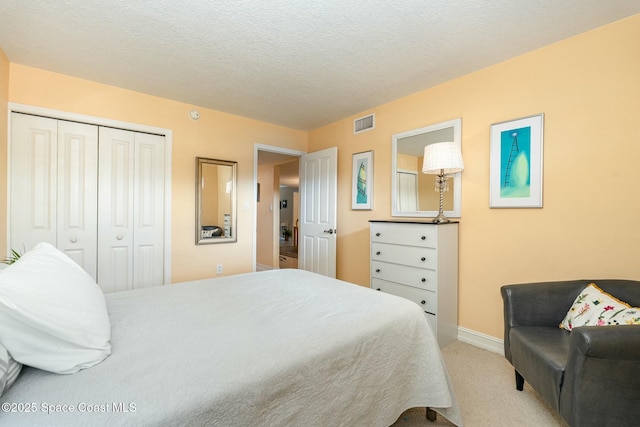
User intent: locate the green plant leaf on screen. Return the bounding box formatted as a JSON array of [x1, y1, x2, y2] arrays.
[[2, 248, 23, 265]]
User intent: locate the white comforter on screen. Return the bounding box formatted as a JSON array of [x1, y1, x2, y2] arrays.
[[1, 269, 462, 426]]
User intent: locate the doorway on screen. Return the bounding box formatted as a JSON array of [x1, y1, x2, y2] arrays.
[[276, 161, 299, 269], [254, 145, 304, 271], [253, 144, 338, 276]]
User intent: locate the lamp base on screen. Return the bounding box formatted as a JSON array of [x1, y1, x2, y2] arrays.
[[432, 213, 451, 224], [432, 170, 451, 224]]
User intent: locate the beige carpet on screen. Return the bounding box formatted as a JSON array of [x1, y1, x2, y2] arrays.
[[391, 340, 567, 427]]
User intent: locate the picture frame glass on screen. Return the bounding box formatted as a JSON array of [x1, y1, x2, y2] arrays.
[[490, 114, 544, 208], [352, 151, 374, 210]]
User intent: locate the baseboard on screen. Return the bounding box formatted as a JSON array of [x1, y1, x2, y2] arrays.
[[457, 326, 504, 355]]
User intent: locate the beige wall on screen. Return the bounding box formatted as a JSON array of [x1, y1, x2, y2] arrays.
[[0, 49, 8, 256], [201, 164, 219, 226], [0, 48, 9, 254], [5, 64, 307, 282], [216, 165, 233, 228], [308, 15, 640, 339], [256, 163, 276, 267]]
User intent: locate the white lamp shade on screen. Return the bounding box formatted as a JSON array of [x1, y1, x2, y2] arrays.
[[422, 141, 464, 175]]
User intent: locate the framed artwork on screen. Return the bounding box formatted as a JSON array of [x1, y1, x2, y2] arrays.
[[490, 114, 544, 208], [352, 150, 374, 210]]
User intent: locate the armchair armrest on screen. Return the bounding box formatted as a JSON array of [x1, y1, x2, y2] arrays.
[[560, 325, 640, 426], [501, 280, 589, 361], [571, 325, 640, 359]]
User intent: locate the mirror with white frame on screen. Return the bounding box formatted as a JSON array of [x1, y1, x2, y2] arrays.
[[392, 118, 462, 218], [196, 157, 237, 244]]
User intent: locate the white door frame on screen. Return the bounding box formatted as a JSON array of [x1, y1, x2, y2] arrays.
[[253, 143, 305, 271], [7, 103, 173, 284]]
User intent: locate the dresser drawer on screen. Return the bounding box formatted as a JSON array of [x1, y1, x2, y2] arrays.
[[372, 278, 437, 315], [371, 242, 436, 269], [371, 222, 437, 248], [371, 260, 437, 292]]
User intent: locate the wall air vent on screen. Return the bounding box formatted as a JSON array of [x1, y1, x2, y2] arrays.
[[353, 113, 375, 134]]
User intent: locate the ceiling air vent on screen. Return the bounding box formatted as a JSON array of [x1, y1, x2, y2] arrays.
[[353, 113, 375, 134]]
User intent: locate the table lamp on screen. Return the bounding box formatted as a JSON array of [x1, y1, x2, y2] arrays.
[[422, 142, 464, 223]]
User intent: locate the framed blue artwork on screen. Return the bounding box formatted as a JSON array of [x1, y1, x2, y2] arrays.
[[490, 114, 544, 208], [352, 150, 374, 210]]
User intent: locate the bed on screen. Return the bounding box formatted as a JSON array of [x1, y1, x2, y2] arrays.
[[0, 245, 462, 426]]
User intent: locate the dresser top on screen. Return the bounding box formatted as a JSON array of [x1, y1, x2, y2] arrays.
[[369, 220, 459, 225]]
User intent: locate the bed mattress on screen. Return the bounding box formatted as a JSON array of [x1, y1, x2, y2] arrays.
[[1, 269, 461, 426]]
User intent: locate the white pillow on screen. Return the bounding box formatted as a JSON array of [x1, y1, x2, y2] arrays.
[[0, 242, 111, 374]]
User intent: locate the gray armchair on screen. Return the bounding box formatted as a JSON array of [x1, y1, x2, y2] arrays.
[[501, 279, 640, 427]]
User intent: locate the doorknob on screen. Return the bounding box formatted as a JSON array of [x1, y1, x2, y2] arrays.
[[323, 229, 336, 234]]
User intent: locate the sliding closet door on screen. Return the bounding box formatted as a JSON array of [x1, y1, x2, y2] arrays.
[[10, 114, 98, 278], [98, 127, 164, 292]]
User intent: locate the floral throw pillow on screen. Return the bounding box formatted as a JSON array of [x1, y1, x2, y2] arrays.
[[560, 283, 640, 331]]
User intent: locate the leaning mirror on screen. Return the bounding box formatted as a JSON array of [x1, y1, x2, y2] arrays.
[[392, 118, 462, 218], [196, 157, 237, 244]]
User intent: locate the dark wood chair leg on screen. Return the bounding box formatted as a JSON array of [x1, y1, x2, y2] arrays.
[[515, 370, 524, 391], [426, 407, 437, 422]]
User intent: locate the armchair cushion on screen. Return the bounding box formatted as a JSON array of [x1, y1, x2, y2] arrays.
[[509, 326, 571, 412]]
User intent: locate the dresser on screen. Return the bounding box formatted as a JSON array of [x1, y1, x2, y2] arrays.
[[369, 220, 458, 347]]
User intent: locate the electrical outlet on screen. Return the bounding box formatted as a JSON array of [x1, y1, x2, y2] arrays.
[[216, 264, 223, 274]]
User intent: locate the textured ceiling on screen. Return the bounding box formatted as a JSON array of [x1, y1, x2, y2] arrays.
[[1, 1, 639, 130]]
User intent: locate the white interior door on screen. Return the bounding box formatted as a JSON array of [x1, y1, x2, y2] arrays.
[[98, 127, 135, 292], [299, 147, 337, 277], [132, 132, 165, 288], [397, 171, 418, 212], [98, 127, 165, 292], [10, 114, 59, 252], [10, 114, 99, 278], [56, 120, 99, 278]]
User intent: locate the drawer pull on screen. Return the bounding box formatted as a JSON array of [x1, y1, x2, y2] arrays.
[[421, 300, 426, 305], [376, 251, 381, 256], [375, 268, 381, 273], [420, 257, 426, 261], [421, 278, 426, 283], [421, 235, 426, 240], [376, 288, 381, 291], [375, 232, 381, 237]]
